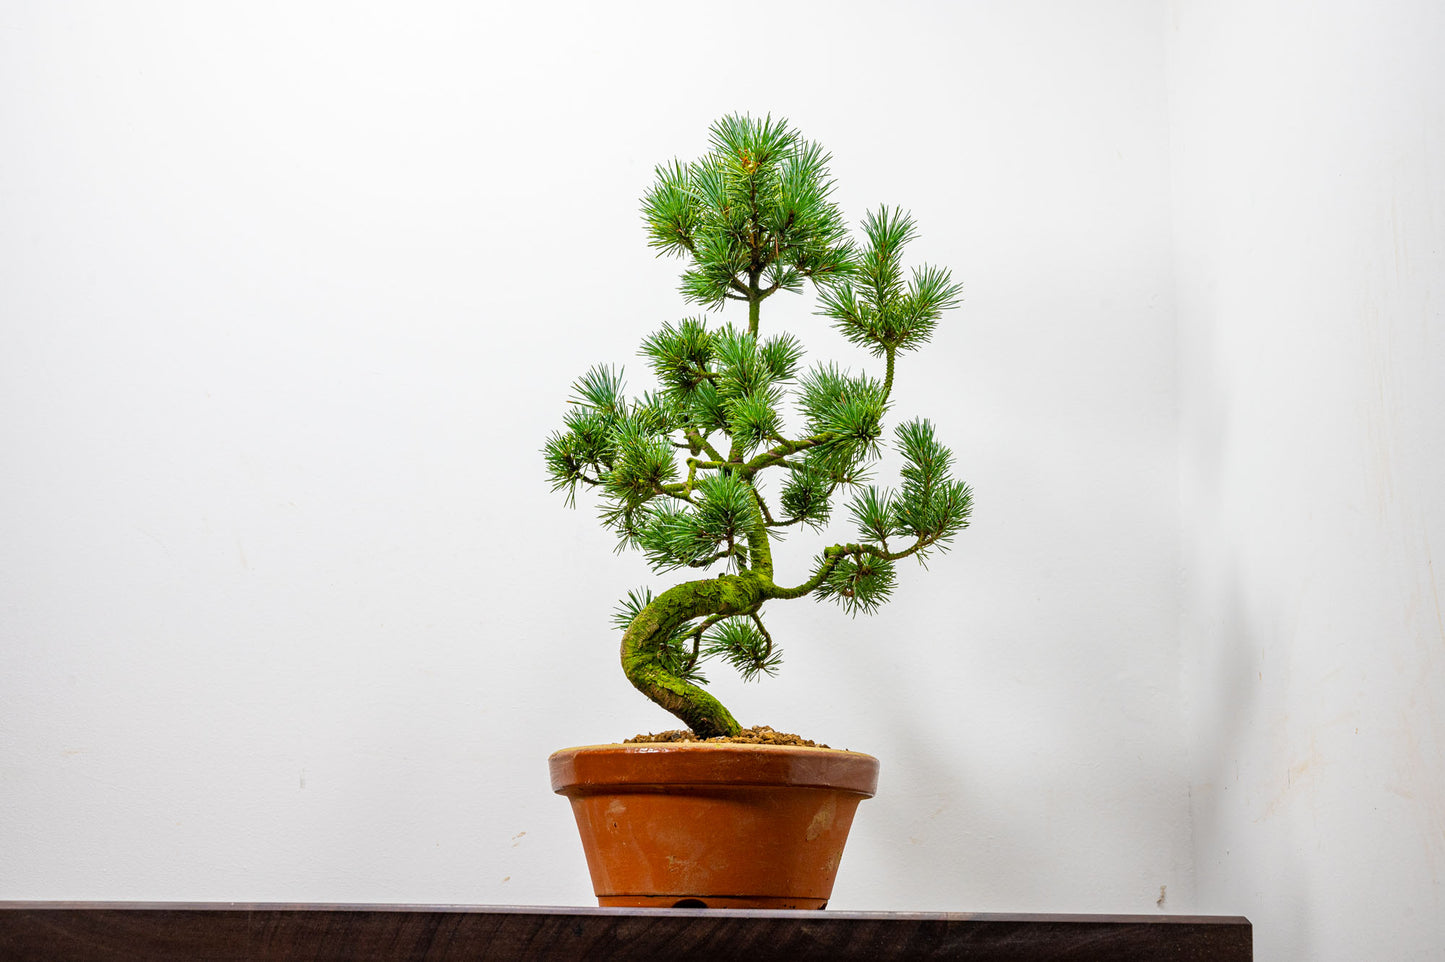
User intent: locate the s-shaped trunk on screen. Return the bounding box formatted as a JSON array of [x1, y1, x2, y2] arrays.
[[619, 573, 768, 738]]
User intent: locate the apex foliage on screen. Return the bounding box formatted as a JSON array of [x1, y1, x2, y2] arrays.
[[544, 114, 973, 737]]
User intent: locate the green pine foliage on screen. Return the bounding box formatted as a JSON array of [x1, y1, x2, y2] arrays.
[[544, 113, 974, 737], [817, 207, 964, 358], [641, 114, 854, 320], [703, 614, 781, 682]]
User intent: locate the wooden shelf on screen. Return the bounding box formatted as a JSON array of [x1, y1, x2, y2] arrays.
[[0, 902, 1251, 961]]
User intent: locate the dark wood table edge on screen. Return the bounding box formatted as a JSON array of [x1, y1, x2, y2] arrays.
[[0, 901, 1251, 924], [0, 902, 1253, 961]]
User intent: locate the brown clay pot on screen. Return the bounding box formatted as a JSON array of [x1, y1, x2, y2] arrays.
[[549, 742, 880, 909]]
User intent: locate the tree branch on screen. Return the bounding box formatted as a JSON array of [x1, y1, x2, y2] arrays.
[[749, 611, 774, 664], [738, 434, 832, 477], [685, 613, 730, 672], [687, 547, 740, 568], [765, 548, 845, 600], [685, 428, 726, 464], [881, 346, 897, 404]]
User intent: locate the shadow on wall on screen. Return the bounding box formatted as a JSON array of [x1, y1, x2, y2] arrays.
[[1177, 266, 1315, 945], [1187, 570, 1311, 949]]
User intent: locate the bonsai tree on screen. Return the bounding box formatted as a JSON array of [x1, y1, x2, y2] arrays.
[[544, 114, 973, 739]]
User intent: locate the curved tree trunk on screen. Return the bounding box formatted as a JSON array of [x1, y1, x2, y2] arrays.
[[620, 573, 768, 737]]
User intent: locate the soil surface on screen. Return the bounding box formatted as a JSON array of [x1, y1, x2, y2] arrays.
[[624, 725, 830, 749]]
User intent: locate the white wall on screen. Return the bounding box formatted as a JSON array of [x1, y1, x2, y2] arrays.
[[1170, 0, 1445, 958], [4, 0, 1186, 917]]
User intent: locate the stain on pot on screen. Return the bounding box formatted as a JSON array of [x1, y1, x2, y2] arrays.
[[806, 796, 837, 840]]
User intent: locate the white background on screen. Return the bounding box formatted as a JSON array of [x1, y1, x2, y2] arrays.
[[1, 3, 1440, 959]]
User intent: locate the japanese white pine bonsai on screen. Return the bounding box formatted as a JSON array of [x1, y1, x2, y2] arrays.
[[544, 114, 972, 739]]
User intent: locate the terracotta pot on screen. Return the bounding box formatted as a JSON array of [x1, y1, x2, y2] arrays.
[[549, 742, 880, 909]]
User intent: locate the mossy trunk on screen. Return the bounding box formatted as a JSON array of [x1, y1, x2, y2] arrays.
[[620, 572, 768, 738]]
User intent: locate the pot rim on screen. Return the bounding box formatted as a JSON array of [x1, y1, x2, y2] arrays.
[[550, 741, 875, 756], [548, 741, 880, 797]]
